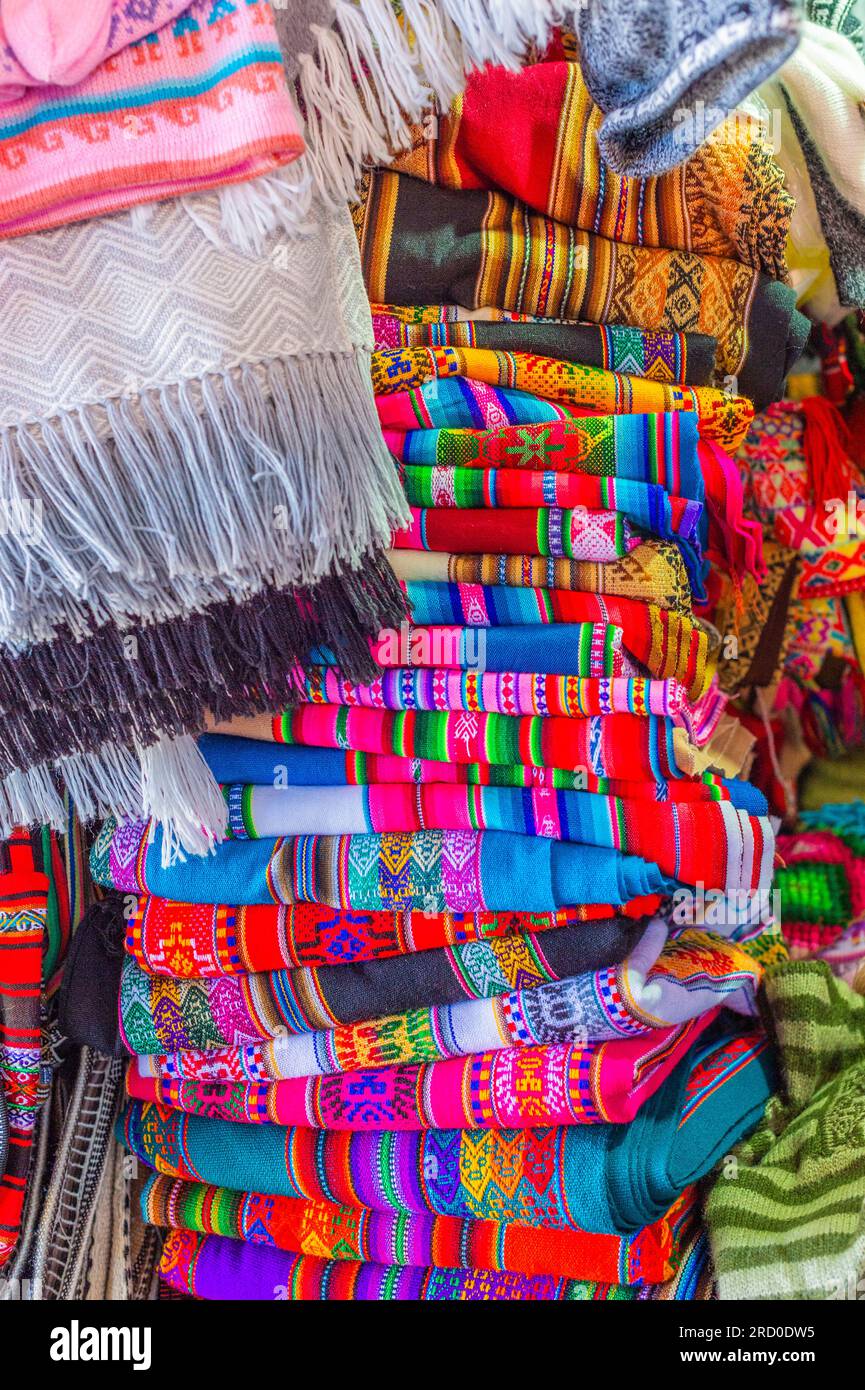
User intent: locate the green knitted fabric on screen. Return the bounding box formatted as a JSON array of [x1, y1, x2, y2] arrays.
[[778, 861, 853, 926], [706, 960, 865, 1300]]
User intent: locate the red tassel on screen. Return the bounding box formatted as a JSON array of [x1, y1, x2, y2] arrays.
[[799, 397, 860, 506]]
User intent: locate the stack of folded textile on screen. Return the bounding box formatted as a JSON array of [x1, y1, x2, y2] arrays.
[[81, 53, 799, 1301]]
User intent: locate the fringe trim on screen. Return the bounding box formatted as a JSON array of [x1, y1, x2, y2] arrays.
[[127, 165, 318, 251], [181, 163, 318, 251], [289, 0, 564, 208], [0, 350, 409, 647], [0, 559, 409, 771], [0, 737, 226, 867]]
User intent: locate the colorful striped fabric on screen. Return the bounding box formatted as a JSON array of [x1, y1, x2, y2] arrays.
[[211, 705, 701, 781], [158, 1228, 600, 1300], [0, 0, 304, 238], [218, 785, 773, 893], [124, 896, 629, 978], [386, 413, 702, 494], [395, 477, 701, 546], [392, 589, 712, 699], [295, 670, 696, 720], [130, 924, 766, 1080], [92, 820, 676, 910], [198, 734, 746, 799], [120, 1028, 775, 1232], [118, 916, 643, 1054], [126, 1014, 715, 1130], [360, 175, 804, 407], [387, 540, 694, 614], [395, 504, 642, 558], [388, 61, 790, 274], [372, 311, 717, 385], [372, 347, 754, 452], [361, 621, 629, 676], [142, 1171, 695, 1284]]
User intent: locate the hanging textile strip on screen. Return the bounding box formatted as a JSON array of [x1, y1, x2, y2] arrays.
[[393, 589, 712, 700], [386, 414, 703, 498], [91, 820, 677, 910], [141, 1171, 694, 1284], [218, 785, 773, 893], [117, 917, 645, 1055], [207, 705, 700, 781], [387, 60, 791, 276], [197, 734, 750, 801], [125, 1014, 716, 1129], [371, 311, 717, 384], [157, 1228, 600, 1300], [0, 0, 304, 238], [373, 375, 751, 456], [119, 1028, 775, 1231], [359, 177, 807, 406], [0, 833, 48, 1269], [296, 670, 695, 721], [372, 344, 755, 451], [387, 541, 694, 616], [131, 924, 764, 1077], [125, 896, 659, 979]]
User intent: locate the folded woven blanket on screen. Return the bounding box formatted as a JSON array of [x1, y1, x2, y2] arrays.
[[141, 1171, 695, 1283], [359, 176, 808, 405], [209, 705, 700, 780], [389, 58, 792, 277], [574, 0, 800, 175], [91, 820, 676, 909], [374, 374, 751, 455], [292, 670, 701, 721], [216, 785, 772, 892], [120, 1025, 774, 1229], [154, 1220, 711, 1297], [388, 542, 694, 614], [117, 917, 644, 1054], [0, 0, 304, 237], [199, 734, 750, 800], [126, 1013, 715, 1128], [156, 1228, 602, 1300], [372, 310, 718, 383], [129, 921, 765, 1074], [386, 413, 704, 496], [387, 589, 712, 698], [395, 486, 700, 554], [124, 893, 648, 977], [706, 961, 865, 1299], [395, 505, 644, 560]]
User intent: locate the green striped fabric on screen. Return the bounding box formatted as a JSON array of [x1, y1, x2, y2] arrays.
[[706, 960, 865, 1300]]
